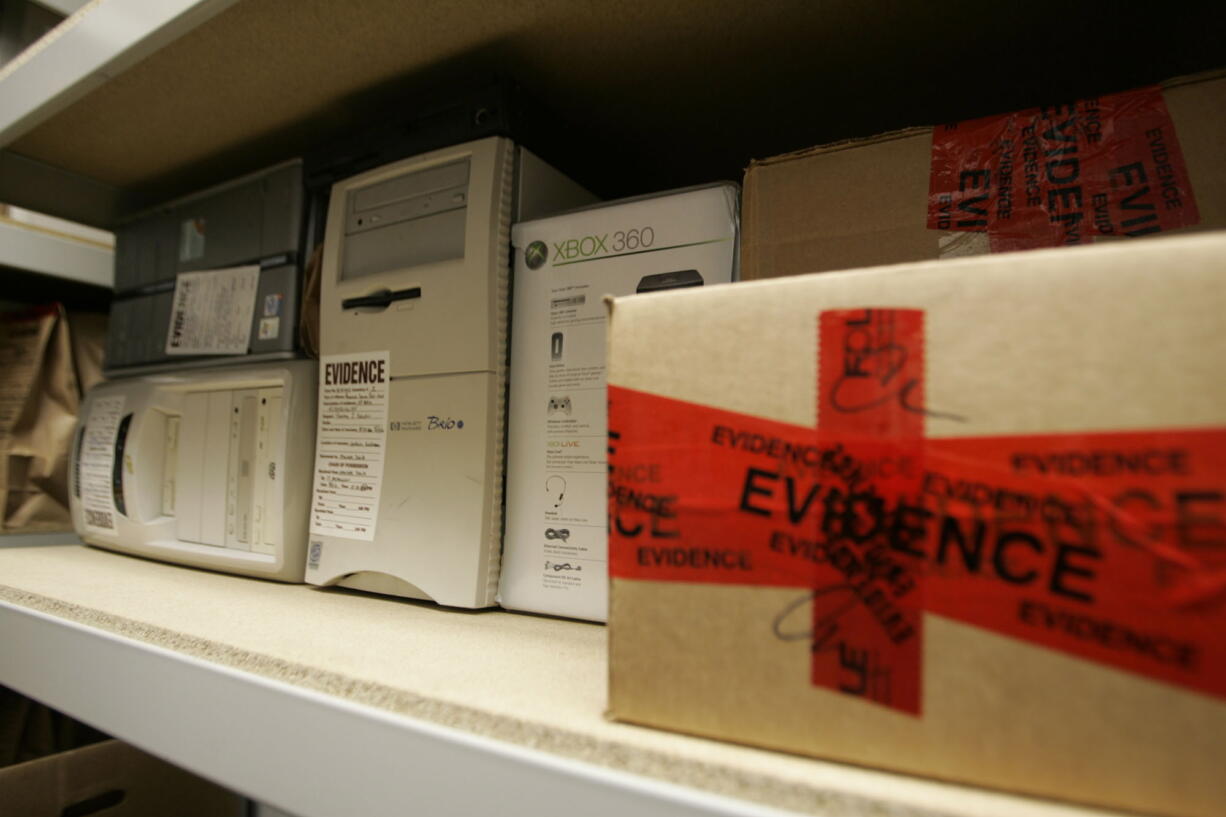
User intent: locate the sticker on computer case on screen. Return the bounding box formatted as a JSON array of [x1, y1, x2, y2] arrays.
[[258, 317, 280, 340], [179, 217, 206, 262], [78, 395, 125, 533], [165, 265, 260, 356], [309, 351, 390, 542]]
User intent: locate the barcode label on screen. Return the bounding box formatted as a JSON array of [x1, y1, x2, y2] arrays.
[[79, 395, 125, 533]]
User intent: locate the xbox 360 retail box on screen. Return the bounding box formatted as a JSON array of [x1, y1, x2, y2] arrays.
[[500, 184, 739, 621], [606, 232, 1226, 817]]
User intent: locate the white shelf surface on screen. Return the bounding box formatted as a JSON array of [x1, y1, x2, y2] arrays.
[[0, 0, 236, 146], [0, 544, 1133, 817], [0, 217, 112, 285]]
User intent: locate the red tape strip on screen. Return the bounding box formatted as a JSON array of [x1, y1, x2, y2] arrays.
[[927, 85, 1200, 251]]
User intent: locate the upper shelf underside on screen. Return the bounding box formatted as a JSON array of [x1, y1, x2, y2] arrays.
[[2, 0, 1224, 226]]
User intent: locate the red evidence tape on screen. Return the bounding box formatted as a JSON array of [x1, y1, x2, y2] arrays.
[[608, 309, 1226, 716], [927, 85, 1200, 252], [813, 309, 925, 712]]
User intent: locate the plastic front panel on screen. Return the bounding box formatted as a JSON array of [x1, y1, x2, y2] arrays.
[[68, 361, 317, 581]]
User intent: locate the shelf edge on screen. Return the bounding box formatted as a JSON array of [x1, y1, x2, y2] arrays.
[[0, 553, 1123, 817], [0, 219, 112, 285], [0, 0, 239, 148], [0, 598, 824, 817]]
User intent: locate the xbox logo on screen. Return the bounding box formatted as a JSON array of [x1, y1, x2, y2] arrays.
[[525, 240, 548, 270]]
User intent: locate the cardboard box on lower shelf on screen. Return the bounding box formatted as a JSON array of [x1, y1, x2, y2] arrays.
[[0, 739, 244, 817], [606, 232, 1226, 817]]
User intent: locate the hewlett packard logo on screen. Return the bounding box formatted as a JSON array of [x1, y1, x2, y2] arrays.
[[525, 240, 548, 270]]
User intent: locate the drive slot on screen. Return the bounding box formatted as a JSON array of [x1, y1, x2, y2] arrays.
[[176, 393, 208, 542], [249, 387, 280, 554], [199, 391, 231, 546], [226, 390, 259, 550], [350, 160, 469, 214], [260, 394, 283, 551], [341, 286, 421, 311], [224, 394, 240, 547], [162, 415, 180, 516]]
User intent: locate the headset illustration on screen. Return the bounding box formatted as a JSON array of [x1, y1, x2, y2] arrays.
[[545, 475, 567, 508]]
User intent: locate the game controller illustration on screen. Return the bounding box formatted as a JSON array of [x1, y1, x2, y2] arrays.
[[545, 527, 570, 542], [547, 395, 572, 415]]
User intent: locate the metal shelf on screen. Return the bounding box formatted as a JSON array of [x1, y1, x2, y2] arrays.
[[0, 0, 233, 146], [0, 217, 111, 286], [0, 544, 1123, 817], [0, 602, 790, 817]]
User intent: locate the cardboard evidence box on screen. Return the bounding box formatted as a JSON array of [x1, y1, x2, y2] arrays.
[[606, 232, 1226, 817], [500, 184, 740, 621], [742, 70, 1226, 279], [0, 739, 244, 817]]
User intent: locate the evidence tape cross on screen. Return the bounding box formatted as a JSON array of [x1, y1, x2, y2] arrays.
[[608, 308, 1226, 715]]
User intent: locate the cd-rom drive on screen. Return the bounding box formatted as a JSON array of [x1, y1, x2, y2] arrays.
[[70, 361, 316, 580], [308, 136, 594, 608]]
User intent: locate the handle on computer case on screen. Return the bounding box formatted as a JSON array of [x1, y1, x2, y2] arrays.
[[342, 287, 422, 310], [111, 413, 133, 517]]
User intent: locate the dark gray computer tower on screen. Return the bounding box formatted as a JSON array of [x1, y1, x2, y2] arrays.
[[106, 160, 304, 375]]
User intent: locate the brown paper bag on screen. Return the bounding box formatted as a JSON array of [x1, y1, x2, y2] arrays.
[[0, 304, 105, 533]]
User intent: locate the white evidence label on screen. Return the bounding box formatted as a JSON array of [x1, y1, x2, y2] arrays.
[[309, 351, 390, 542], [165, 265, 260, 356]]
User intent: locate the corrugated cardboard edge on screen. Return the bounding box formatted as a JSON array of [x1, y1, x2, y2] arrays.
[[748, 125, 933, 171], [1159, 67, 1226, 92], [603, 294, 619, 670]]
